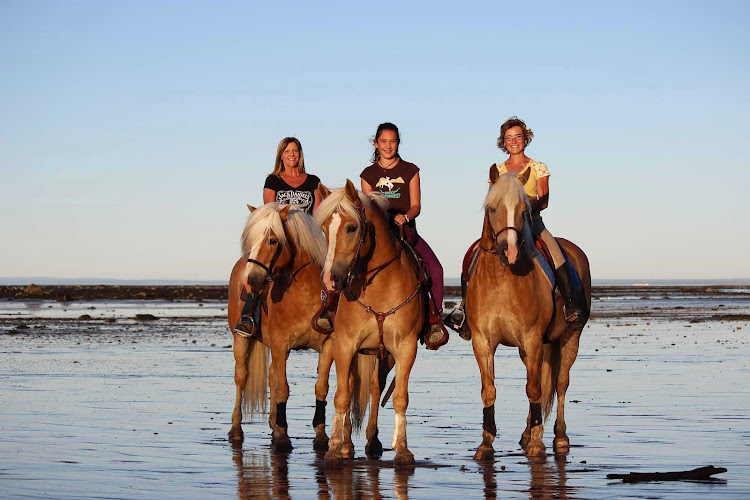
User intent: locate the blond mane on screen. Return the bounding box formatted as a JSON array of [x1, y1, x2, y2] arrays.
[[240, 203, 326, 265], [484, 173, 531, 212], [313, 188, 389, 227]]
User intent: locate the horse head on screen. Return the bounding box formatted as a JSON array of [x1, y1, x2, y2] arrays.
[[315, 180, 389, 293], [240, 204, 298, 293], [483, 171, 530, 267]]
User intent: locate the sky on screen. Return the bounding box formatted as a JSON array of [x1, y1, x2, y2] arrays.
[[1, 0, 749, 282]]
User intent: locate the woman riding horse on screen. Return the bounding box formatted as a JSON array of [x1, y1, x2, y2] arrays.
[[492, 117, 584, 321], [360, 122, 449, 350], [234, 136, 325, 337]]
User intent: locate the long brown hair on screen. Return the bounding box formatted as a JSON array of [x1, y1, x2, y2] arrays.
[[497, 116, 534, 153], [370, 122, 401, 164], [271, 137, 305, 176]]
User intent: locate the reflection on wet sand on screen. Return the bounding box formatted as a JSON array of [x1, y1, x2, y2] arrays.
[[479, 454, 575, 499], [233, 444, 291, 499], [233, 445, 416, 500]]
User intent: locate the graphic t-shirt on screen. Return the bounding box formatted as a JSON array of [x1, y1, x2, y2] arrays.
[[360, 159, 419, 215], [264, 173, 321, 215]]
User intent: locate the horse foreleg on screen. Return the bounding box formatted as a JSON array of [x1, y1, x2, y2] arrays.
[[472, 335, 497, 461], [391, 340, 417, 468], [324, 343, 356, 467], [313, 340, 334, 451], [269, 349, 293, 452], [229, 335, 250, 442], [554, 332, 580, 454], [521, 342, 546, 457]]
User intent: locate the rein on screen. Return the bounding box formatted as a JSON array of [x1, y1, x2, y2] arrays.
[[340, 198, 422, 360]]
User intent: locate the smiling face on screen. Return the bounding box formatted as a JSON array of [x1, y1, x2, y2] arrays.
[[503, 126, 526, 155], [374, 129, 399, 162], [281, 142, 300, 171]]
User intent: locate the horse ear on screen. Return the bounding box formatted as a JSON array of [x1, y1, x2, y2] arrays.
[[489, 164, 499, 185], [278, 204, 291, 221], [318, 182, 330, 200], [344, 179, 358, 201], [247, 204, 256, 212]]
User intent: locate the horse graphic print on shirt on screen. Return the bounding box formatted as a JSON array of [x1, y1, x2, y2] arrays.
[[375, 176, 405, 198]]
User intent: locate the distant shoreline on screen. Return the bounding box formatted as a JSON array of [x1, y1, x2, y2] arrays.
[[2, 283, 749, 302]]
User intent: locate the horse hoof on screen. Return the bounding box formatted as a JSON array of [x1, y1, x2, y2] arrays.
[[365, 437, 383, 459], [324, 452, 343, 468], [519, 434, 531, 449], [394, 451, 415, 468], [553, 438, 570, 454], [526, 444, 546, 458], [228, 427, 244, 442], [473, 446, 494, 461], [272, 435, 293, 453], [313, 435, 329, 451]]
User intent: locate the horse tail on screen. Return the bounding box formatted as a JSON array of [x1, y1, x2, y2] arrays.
[[349, 353, 375, 433], [243, 339, 270, 418], [540, 340, 561, 421]]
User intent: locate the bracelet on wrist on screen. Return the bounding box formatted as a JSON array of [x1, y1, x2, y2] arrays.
[[404, 214, 410, 223]]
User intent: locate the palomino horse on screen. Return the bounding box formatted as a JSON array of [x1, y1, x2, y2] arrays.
[[314, 180, 424, 468], [228, 203, 374, 452], [467, 171, 591, 460]]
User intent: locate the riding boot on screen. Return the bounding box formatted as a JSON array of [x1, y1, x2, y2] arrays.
[[443, 272, 472, 341], [424, 291, 449, 351], [311, 290, 339, 334], [233, 291, 262, 340], [555, 262, 583, 323]]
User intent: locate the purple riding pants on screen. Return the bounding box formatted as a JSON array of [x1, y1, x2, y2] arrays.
[[415, 236, 443, 312]]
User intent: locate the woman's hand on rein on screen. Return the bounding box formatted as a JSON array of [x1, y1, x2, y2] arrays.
[[394, 214, 407, 227]]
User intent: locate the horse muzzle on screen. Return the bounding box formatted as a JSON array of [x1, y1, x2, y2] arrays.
[[321, 263, 348, 293]]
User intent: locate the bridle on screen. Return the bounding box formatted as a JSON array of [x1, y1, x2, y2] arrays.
[[246, 221, 312, 294], [479, 208, 526, 259], [326, 197, 422, 359]]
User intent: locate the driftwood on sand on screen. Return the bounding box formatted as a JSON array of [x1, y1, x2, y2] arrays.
[[607, 465, 727, 483]]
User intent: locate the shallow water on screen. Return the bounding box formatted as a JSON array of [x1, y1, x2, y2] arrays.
[[1, 293, 749, 499]]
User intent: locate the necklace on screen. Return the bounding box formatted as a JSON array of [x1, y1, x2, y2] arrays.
[[378, 158, 399, 171]]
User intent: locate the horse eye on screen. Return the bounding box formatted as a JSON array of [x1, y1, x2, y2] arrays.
[[488, 207, 496, 214], [346, 225, 357, 233], [269, 238, 278, 245]]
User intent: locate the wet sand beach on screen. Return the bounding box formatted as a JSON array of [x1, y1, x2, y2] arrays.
[[1, 285, 749, 498]]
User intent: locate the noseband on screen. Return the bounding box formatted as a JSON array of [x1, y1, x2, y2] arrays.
[[479, 209, 525, 259], [246, 220, 311, 290]]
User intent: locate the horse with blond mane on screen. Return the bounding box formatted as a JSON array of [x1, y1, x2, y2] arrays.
[[227, 203, 375, 452], [467, 170, 591, 460], [314, 180, 425, 468]]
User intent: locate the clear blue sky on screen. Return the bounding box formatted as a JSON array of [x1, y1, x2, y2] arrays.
[[2, 1, 748, 281]]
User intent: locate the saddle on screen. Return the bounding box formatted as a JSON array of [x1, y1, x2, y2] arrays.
[[460, 236, 563, 291]]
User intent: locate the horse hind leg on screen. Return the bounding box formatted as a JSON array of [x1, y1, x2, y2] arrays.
[[366, 355, 392, 458], [553, 332, 580, 454], [312, 340, 334, 451], [472, 336, 497, 461], [229, 335, 250, 442]]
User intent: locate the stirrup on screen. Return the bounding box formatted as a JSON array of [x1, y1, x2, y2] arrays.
[[233, 317, 260, 339], [425, 317, 449, 350], [562, 304, 582, 323]]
